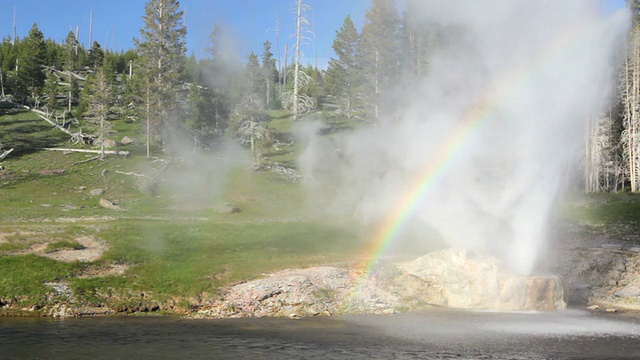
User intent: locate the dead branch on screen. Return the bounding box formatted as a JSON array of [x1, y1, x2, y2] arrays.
[[21, 105, 93, 144], [42, 65, 87, 81], [0, 148, 14, 161], [115, 170, 148, 178], [40, 148, 129, 157], [22, 105, 73, 136], [73, 155, 100, 165]]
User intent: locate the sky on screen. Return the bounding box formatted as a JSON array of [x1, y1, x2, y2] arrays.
[[0, 0, 369, 69], [0, 0, 627, 69]]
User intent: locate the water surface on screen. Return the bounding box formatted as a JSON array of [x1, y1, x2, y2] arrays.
[[2, 309, 640, 359]]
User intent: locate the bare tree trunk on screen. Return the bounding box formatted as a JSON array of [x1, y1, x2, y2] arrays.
[[100, 112, 105, 159], [374, 49, 380, 120], [68, 71, 72, 113], [283, 44, 288, 87], [293, 0, 302, 121], [146, 86, 151, 159], [275, 16, 282, 88]]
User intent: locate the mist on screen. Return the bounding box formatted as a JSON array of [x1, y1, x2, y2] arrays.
[[298, 0, 629, 274]]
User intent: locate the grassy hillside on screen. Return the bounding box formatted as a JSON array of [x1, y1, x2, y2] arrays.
[[0, 107, 367, 313]]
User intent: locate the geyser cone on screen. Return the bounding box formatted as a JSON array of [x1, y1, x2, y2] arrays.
[[398, 248, 566, 311]]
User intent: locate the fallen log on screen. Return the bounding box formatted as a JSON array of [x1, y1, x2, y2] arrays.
[[40, 148, 129, 157]]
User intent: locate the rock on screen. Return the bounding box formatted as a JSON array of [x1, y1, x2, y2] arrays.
[[566, 280, 591, 306], [214, 203, 241, 214], [568, 280, 591, 290], [39, 169, 65, 176], [398, 248, 566, 311], [602, 243, 624, 250], [614, 285, 640, 298], [218, 267, 352, 317], [121, 136, 136, 145], [99, 198, 125, 211], [89, 188, 105, 196], [103, 139, 118, 148], [606, 308, 617, 313], [586, 304, 600, 310]]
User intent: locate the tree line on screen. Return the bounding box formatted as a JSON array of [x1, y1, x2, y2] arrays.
[[3, 0, 637, 193], [0, 0, 444, 158]]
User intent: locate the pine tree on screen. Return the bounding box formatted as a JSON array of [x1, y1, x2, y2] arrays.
[[134, 0, 187, 158], [85, 68, 112, 159], [43, 71, 58, 110], [245, 52, 263, 107], [325, 15, 361, 118], [261, 41, 278, 109], [88, 41, 104, 69], [16, 23, 46, 103], [205, 25, 242, 133], [64, 30, 79, 113], [359, 0, 401, 120]]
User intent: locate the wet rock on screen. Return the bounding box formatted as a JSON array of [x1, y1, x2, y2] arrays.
[[615, 285, 640, 298], [560, 249, 626, 288], [566, 280, 591, 305], [398, 248, 566, 311]]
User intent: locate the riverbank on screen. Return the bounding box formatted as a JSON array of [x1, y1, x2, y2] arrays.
[[2, 220, 639, 319]]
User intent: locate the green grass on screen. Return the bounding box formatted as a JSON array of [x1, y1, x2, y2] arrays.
[[0, 255, 82, 305], [561, 192, 640, 225], [0, 106, 372, 310]]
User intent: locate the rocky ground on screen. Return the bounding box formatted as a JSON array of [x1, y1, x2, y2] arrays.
[[556, 223, 640, 312]]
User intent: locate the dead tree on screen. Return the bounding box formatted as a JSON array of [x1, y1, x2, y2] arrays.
[[621, 26, 640, 192], [585, 109, 623, 192], [21, 105, 93, 144], [291, 0, 312, 121]]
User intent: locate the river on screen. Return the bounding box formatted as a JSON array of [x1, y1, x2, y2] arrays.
[[2, 309, 640, 359]]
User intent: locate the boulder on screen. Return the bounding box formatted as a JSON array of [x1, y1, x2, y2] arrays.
[[99, 198, 125, 211], [103, 139, 118, 148], [121, 136, 136, 145], [89, 188, 105, 196], [398, 248, 566, 311]]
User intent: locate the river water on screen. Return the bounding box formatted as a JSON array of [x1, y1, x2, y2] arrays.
[[2, 309, 640, 359]]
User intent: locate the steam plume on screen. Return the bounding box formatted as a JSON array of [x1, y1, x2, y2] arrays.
[[299, 0, 629, 274]]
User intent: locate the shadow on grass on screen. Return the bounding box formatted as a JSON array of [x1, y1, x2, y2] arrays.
[[1, 119, 71, 158]]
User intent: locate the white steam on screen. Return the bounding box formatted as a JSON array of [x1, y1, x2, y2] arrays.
[[299, 0, 629, 274]]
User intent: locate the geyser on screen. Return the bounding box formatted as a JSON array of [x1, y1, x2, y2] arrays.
[[299, 0, 629, 276]]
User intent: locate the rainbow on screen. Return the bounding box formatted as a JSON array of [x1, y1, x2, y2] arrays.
[[355, 13, 609, 279]]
